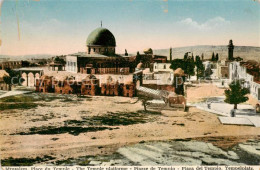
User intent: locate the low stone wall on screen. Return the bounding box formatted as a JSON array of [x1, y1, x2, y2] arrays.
[[142, 84, 175, 92]]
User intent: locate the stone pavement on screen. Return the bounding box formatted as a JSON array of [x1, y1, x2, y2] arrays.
[[192, 96, 260, 127], [218, 117, 254, 126], [85, 140, 260, 165]]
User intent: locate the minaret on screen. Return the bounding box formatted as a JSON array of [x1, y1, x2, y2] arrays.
[[169, 47, 172, 62], [228, 39, 234, 61]]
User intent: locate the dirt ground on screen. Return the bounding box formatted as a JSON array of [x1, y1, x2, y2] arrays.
[[0, 84, 260, 165], [187, 83, 226, 103]]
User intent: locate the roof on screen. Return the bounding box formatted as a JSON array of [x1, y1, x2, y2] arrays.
[[86, 27, 116, 47]]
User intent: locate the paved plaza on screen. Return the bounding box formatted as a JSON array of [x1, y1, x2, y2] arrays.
[[192, 96, 260, 127]]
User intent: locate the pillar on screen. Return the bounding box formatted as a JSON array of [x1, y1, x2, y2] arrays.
[[26, 74, 29, 86], [33, 73, 36, 87]]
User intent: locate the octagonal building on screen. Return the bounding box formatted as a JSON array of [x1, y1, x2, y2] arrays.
[[87, 27, 116, 55], [66, 27, 135, 74]]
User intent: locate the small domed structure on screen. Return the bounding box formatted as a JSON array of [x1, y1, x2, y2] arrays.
[[86, 27, 116, 55], [174, 68, 185, 76], [143, 48, 153, 55]]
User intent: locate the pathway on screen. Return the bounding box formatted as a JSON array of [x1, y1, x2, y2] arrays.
[[0, 90, 31, 99]]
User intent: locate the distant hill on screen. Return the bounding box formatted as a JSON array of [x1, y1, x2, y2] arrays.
[[0, 54, 54, 61], [153, 45, 260, 62]]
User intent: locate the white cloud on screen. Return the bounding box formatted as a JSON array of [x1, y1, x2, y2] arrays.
[[180, 17, 230, 30]]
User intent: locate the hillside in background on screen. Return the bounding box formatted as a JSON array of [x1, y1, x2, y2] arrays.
[[0, 54, 53, 61], [153, 45, 260, 62], [1, 46, 259, 62]]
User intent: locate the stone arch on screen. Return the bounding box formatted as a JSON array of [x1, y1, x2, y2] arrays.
[[21, 72, 28, 86]]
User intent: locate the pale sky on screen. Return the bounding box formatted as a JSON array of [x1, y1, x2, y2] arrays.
[[0, 0, 259, 56]]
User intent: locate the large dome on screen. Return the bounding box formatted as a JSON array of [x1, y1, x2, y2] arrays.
[[86, 27, 116, 47]]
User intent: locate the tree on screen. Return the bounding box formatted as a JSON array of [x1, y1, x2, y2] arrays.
[[201, 53, 204, 61], [211, 52, 215, 61], [136, 92, 155, 112], [195, 55, 200, 63], [170, 59, 185, 71], [185, 57, 195, 79], [3, 68, 25, 90], [22, 61, 30, 67], [224, 80, 250, 109], [215, 53, 219, 61], [195, 56, 204, 80], [136, 51, 141, 64], [54, 56, 66, 65], [184, 52, 188, 60]]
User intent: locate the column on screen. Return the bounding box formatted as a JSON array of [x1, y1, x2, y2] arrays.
[[33, 73, 36, 87], [26, 74, 29, 86]]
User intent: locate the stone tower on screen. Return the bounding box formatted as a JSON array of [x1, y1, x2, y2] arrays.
[[170, 47, 172, 62], [228, 39, 234, 61]]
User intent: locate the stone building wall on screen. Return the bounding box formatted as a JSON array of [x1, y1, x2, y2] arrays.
[[54, 81, 74, 94], [81, 79, 99, 96], [36, 77, 54, 93], [36, 76, 135, 97], [101, 83, 120, 96], [142, 84, 175, 92], [0, 61, 22, 70], [122, 83, 135, 97]]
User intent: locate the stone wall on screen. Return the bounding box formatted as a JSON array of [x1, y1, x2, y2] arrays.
[[36, 76, 135, 97], [142, 84, 175, 92]]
